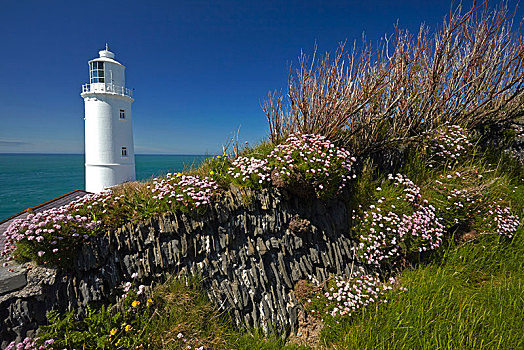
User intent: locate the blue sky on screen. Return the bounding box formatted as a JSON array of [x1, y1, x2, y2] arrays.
[[0, 0, 521, 154]]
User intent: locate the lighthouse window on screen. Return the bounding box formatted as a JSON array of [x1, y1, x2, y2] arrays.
[[89, 61, 105, 83], [121, 147, 128, 157], [119, 109, 126, 119]]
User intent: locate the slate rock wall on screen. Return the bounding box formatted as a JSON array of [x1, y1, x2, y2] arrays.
[[0, 186, 363, 347]]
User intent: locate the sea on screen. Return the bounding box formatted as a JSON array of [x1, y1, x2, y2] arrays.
[[0, 154, 209, 221]]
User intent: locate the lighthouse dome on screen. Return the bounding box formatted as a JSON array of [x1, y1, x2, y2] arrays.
[[87, 44, 124, 67], [99, 48, 115, 59]]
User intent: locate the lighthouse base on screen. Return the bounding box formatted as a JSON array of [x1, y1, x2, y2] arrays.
[[85, 163, 136, 193]]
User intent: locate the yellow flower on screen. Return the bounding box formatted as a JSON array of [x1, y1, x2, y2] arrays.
[[125, 324, 133, 332], [146, 298, 153, 306], [210, 171, 215, 175], [223, 153, 228, 157], [177, 172, 182, 176], [131, 300, 140, 308], [110, 328, 118, 336], [217, 155, 221, 159]]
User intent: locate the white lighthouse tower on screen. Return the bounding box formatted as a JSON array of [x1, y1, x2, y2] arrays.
[[81, 45, 136, 193]]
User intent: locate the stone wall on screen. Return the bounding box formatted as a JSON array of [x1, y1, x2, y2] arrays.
[[0, 186, 364, 347]]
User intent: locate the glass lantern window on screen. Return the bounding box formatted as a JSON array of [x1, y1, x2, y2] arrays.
[[89, 61, 105, 83]]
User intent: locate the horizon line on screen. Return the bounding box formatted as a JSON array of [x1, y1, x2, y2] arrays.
[[0, 152, 212, 156]]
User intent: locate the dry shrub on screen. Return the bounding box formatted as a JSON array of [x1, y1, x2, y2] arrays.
[[264, 1, 524, 156]]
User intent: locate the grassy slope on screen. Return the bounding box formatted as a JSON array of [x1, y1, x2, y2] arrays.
[[322, 230, 524, 349], [317, 149, 524, 349], [35, 141, 524, 350]]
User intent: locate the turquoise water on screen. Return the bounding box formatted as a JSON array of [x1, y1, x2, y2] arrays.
[[0, 154, 209, 220]]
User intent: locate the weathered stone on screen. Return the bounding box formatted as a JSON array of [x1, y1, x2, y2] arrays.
[[288, 260, 298, 282], [293, 236, 303, 250], [299, 256, 312, 275], [277, 253, 293, 289], [0, 264, 26, 296], [0, 186, 368, 347], [256, 237, 268, 255], [246, 238, 255, 256], [179, 234, 187, 257], [320, 251, 330, 267], [309, 247, 319, 264], [269, 237, 279, 249]]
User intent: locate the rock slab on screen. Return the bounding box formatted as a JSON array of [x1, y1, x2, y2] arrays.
[[0, 187, 364, 347], [0, 264, 26, 296]]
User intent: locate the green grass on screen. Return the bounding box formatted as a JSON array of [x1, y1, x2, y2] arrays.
[[240, 140, 275, 159], [228, 331, 310, 350], [38, 274, 309, 350], [321, 229, 524, 349], [143, 275, 307, 349]]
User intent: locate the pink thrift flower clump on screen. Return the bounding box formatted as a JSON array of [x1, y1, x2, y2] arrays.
[[355, 174, 444, 265], [431, 170, 484, 227], [2, 191, 111, 264], [267, 133, 356, 197], [223, 133, 356, 197], [228, 156, 271, 187], [484, 202, 521, 238], [428, 124, 473, 167], [150, 173, 218, 210], [323, 274, 393, 318], [5, 337, 54, 350], [356, 209, 404, 264], [305, 273, 394, 319], [432, 170, 520, 237]]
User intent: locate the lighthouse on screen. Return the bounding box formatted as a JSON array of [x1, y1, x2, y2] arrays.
[[81, 45, 136, 193]]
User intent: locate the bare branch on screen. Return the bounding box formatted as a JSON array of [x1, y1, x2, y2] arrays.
[[262, 1, 524, 156]]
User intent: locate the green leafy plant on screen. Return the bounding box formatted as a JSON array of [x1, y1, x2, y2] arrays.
[[39, 297, 154, 349]]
